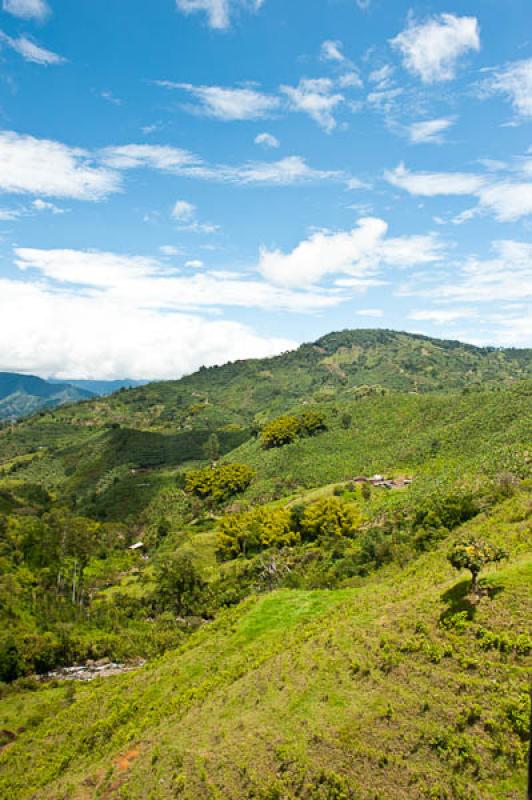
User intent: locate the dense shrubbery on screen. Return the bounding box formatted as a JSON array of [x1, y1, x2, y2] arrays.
[[217, 507, 298, 559], [216, 496, 363, 559], [261, 410, 327, 449], [185, 463, 254, 503]]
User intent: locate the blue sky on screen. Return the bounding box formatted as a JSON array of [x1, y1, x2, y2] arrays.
[[0, 0, 531, 379]]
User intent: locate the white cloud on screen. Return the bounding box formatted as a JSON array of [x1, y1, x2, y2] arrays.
[[185, 259, 204, 269], [258, 217, 444, 288], [223, 155, 340, 185], [0, 131, 120, 200], [13, 247, 341, 314], [402, 240, 532, 304], [0, 31, 65, 64], [0, 278, 295, 380], [356, 308, 383, 317], [477, 182, 532, 222], [101, 143, 198, 171], [158, 81, 280, 120], [409, 309, 475, 323], [386, 162, 532, 222], [175, 0, 264, 30], [0, 207, 21, 221], [481, 59, 532, 119], [338, 71, 363, 89], [2, 0, 49, 20], [390, 13, 480, 83], [102, 143, 340, 186], [408, 118, 454, 144], [159, 245, 182, 256], [254, 132, 279, 149], [385, 163, 485, 196], [281, 78, 343, 133], [321, 40, 345, 63], [369, 64, 395, 89], [32, 198, 65, 214], [171, 199, 196, 222]]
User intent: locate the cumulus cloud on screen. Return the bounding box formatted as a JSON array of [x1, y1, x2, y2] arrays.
[[0, 278, 295, 380], [408, 118, 454, 144], [258, 217, 444, 288], [1, 244, 341, 376], [175, 0, 264, 30], [2, 0, 49, 20], [157, 81, 280, 120], [480, 59, 532, 119], [281, 78, 343, 132], [0, 131, 120, 200], [0, 31, 65, 64], [391, 13, 480, 83], [254, 132, 280, 149]]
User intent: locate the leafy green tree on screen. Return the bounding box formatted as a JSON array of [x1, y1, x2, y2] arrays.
[[155, 552, 205, 615], [217, 507, 298, 559], [299, 410, 327, 437], [260, 415, 301, 449], [301, 497, 363, 541], [448, 538, 507, 592], [203, 433, 220, 464], [185, 463, 253, 503]]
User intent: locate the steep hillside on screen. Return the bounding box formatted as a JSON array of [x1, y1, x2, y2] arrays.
[[5, 329, 530, 433], [1, 490, 530, 799], [0, 372, 93, 421]]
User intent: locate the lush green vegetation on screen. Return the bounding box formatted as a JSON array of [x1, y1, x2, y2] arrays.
[[0, 330, 530, 799]]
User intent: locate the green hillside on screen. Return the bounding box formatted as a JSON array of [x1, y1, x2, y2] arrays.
[[0, 330, 530, 799], [1, 490, 530, 799]]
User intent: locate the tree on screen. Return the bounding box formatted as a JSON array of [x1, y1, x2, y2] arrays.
[[448, 538, 507, 593], [340, 412, 352, 430], [260, 415, 301, 449], [203, 433, 220, 464], [185, 463, 253, 503], [301, 497, 363, 542], [216, 506, 298, 559], [155, 552, 205, 615]]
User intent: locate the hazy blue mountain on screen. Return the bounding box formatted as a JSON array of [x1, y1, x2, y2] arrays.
[[0, 372, 94, 421]]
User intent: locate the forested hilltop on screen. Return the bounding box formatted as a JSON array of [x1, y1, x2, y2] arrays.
[[0, 329, 530, 799]]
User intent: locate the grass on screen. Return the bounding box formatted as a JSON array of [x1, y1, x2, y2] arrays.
[[1, 490, 529, 800]]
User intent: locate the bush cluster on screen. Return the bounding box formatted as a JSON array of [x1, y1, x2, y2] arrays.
[[217, 496, 363, 559], [260, 410, 327, 449], [185, 463, 254, 503]]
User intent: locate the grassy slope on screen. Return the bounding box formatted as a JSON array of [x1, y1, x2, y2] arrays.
[[1, 490, 530, 800], [1, 383, 530, 523], [227, 385, 532, 503]]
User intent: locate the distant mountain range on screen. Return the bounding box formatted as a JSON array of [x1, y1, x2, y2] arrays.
[[0, 373, 146, 421]]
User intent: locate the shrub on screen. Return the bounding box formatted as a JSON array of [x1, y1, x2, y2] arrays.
[[260, 416, 301, 449], [301, 497, 363, 542], [185, 463, 253, 503], [260, 410, 327, 449], [217, 507, 298, 559]]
